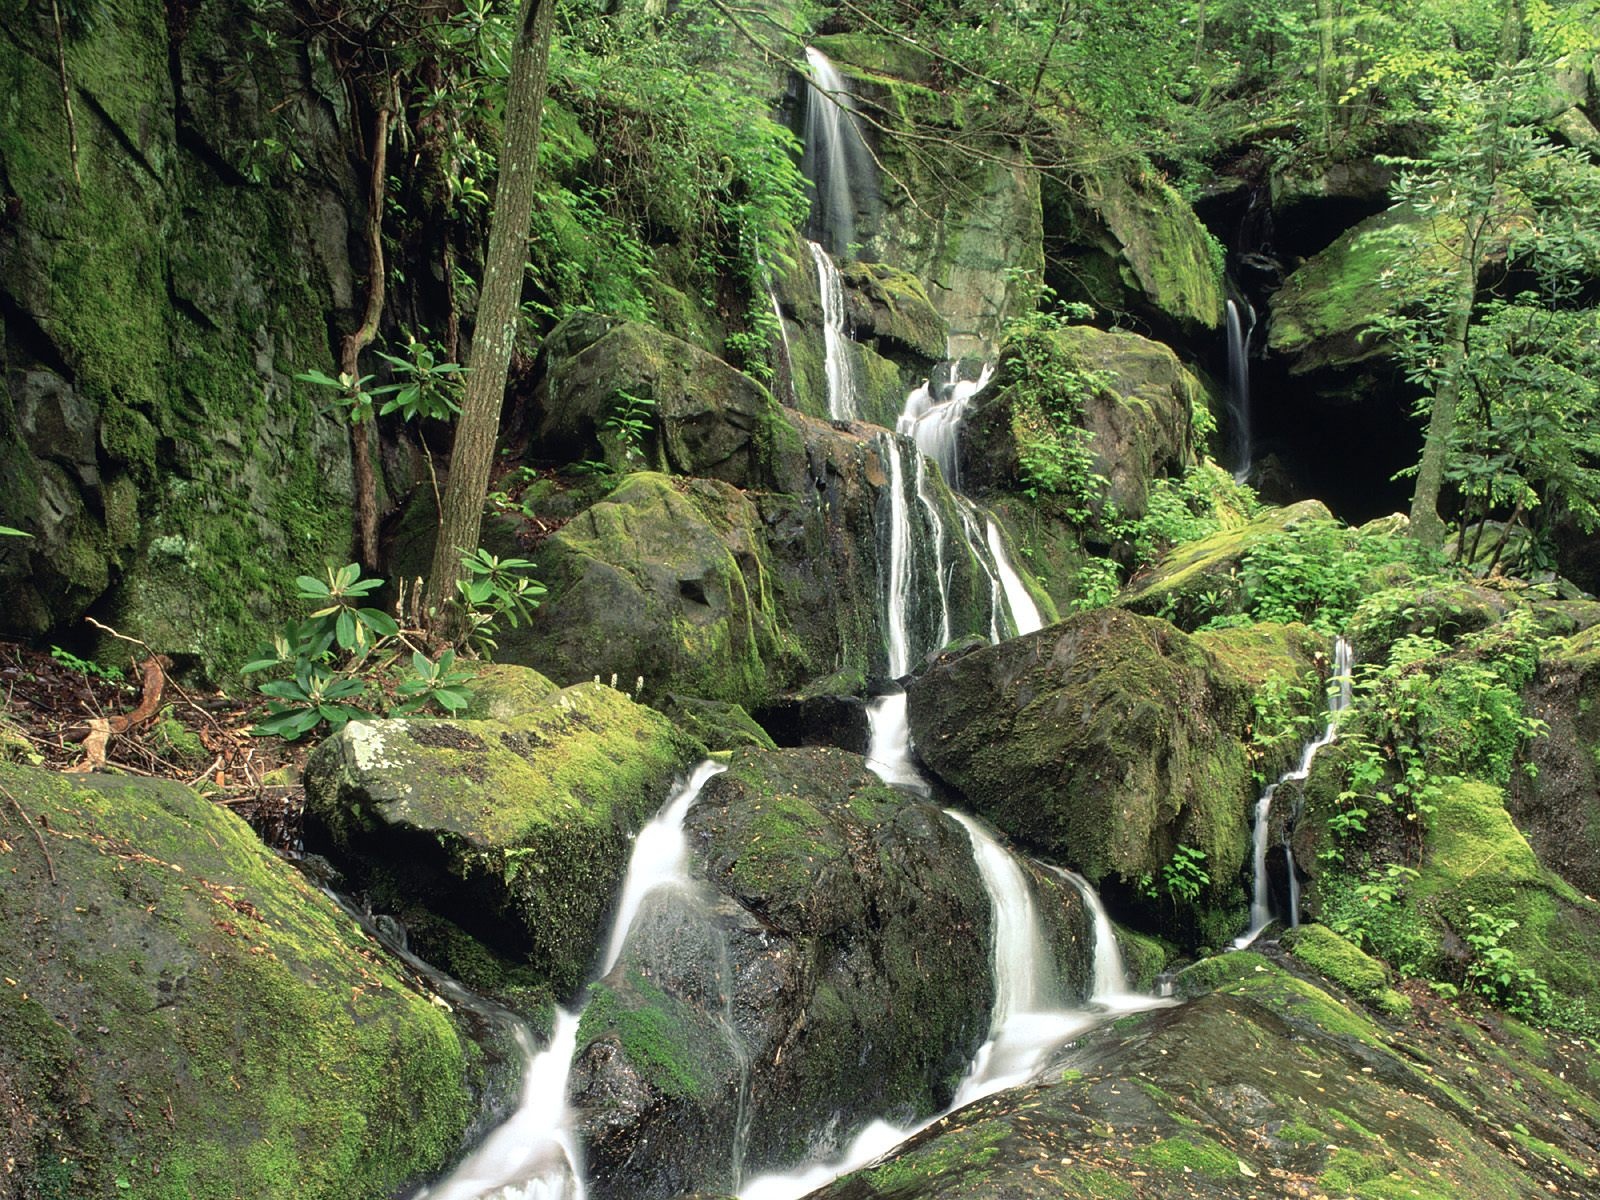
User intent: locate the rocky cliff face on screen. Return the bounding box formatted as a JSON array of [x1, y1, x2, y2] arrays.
[[0, 0, 369, 676]]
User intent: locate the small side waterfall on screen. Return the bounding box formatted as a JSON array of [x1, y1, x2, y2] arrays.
[[417, 761, 727, 1200], [802, 47, 875, 258], [986, 518, 1042, 637], [809, 240, 859, 421], [1226, 298, 1256, 483], [1234, 637, 1354, 947]]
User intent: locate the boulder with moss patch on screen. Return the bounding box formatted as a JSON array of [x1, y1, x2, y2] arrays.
[[303, 682, 703, 1001], [1120, 500, 1334, 628], [0, 763, 477, 1199], [804, 953, 1600, 1199], [962, 324, 1206, 525], [906, 608, 1255, 946], [570, 746, 1096, 1198]]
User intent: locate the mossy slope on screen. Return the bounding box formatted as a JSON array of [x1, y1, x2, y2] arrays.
[[0, 763, 474, 1199]]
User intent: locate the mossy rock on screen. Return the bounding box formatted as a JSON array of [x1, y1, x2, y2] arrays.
[[1041, 152, 1224, 340], [805, 953, 1600, 1199], [905, 608, 1255, 946], [1192, 621, 1328, 782], [840, 259, 948, 363], [531, 316, 784, 486], [1305, 776, 1600, 1025], [656, 693, 777, 752], [302, 682, 704, 1000], [0, 763, 475, 1199], [1266, 203, 1519, 398], [1283, 924, 1412, 1019], [491, 472, 804, 711], [1120, 499, 1334, 628], [572, 746, 1046, 1197], [457, 662, 563, 722], [962, 324, 1205, 526]]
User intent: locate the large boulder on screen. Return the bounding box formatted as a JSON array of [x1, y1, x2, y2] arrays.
[[962, 323, 1205, 523], [531, 316, 786, 486], [569, 746, 1097, 1198], [0, 0, 362, 677], [906, 608, 1255, 945], [302, 675, 704, 999], [801, 952, 1600, 1198], [0, 763, 475, 1199]]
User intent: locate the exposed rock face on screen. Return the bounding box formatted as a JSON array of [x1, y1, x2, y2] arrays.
[[568, 746, 1095, 1200], [0, 763, 475, 1199], [302, 676, 704, 998], [532, 316, 784, 486], [800, 952, 1600, 1199], [1042, 156, 1225, 342], [804, 35, 1046, 354], [1512, 626, 1600, 898], [0, 0, 362, 676], [906, 608, 1255, 944]]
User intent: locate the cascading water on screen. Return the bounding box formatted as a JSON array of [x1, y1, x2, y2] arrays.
[[896, 363, 995, 487], [415, 760, 727, 1200], [808, 240, 859, 421], [1226, 298, 1256, 483], [801, 47, 874, 258], [986, 518, 1042, 637], [1234, 637, 1354, 948]]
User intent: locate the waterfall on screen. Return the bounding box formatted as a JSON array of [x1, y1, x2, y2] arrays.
[[1047, 866, 1141, 1008], [1234, 637, 1354, 947], [809, 240, 859, 421], [896, 363, 995, 488], [417, 760, 727, 1200], [985, 519, 1042, 637], [802, 47, 874, 258], [1226, 299, 1256, 483], [913, 452, 953, 650]]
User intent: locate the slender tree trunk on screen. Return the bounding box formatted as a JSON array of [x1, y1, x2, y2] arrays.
[[1407, 238, 1480, 551], [341, 102, 392, 569], [424, 0, 555, 619]]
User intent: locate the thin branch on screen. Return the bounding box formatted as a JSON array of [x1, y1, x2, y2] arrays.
[[49, 0, 80, 189], [1, 781, 55, 884]]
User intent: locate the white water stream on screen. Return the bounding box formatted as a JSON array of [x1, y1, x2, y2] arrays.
[[415, 761, 726, 1200], [802, 47, 874, 258], [809, 240, 859, 421], [1234, 637, 1353, 947], [1226, 298, 1256, 483]]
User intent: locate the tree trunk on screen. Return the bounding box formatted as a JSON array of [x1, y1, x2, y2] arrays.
[[424, 0, 556, 620], [1407, 239, 1479, 552], [341, 102, 392, 569]]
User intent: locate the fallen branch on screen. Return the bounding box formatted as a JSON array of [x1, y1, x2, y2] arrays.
[[0, 781, 56, 883]]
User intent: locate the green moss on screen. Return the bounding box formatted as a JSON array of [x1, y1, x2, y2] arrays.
[[1132, 1136, 1239, 1179], [578, 974, 727, 1100], [0, 763, 474, 1199], [1284, 923, 1413, 1019], [858, 1117, 1011, 1193]]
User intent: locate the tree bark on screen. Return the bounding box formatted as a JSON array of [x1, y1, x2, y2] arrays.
[[341, 102, 392, 569], [424, 0, 556, 619]]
